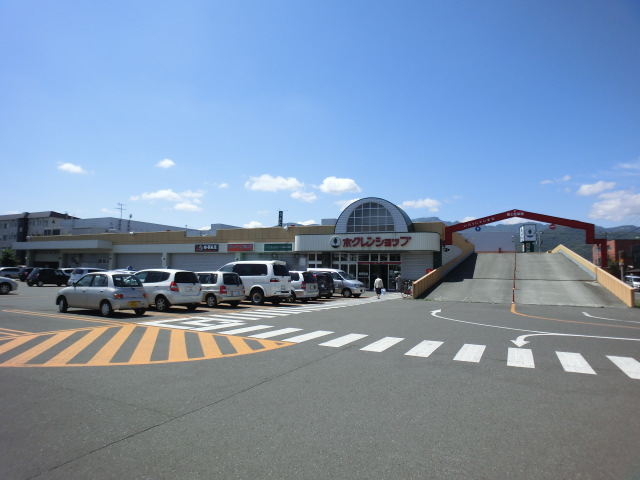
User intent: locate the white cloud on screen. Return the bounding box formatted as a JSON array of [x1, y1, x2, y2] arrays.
[[577, 181, 616, 196], [617, 159, 640, 170], [291, 190, 317, 203], [499, 217, 531, 225], [156, 158, 176, 169], [243, 220, 264, 228], [401, 198, 441, 212], [57, 162, 88, 174], [318, 177, 361, 195], [541, 175, 571, 185], [458, 216, 477, 223], [131, 188, 205, 212], [589, 190, 640, 221], [335, 198, 360, 211], [244, 174, 303, 192], [217, 183, 229, 189], [297, 219, 317, 226]]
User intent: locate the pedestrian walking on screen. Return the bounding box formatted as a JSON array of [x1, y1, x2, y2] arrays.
[[395, 273, 403, 292], [374, 275, 384, 299]]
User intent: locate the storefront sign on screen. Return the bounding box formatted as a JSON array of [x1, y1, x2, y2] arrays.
[[194, 244, 219, 252], [264, 243, 293, 252], [228, 243, 254, 252], [336, 236, 412, 248]]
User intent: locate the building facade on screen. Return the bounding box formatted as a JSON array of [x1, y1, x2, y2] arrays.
[[13, 198, 469, 289]]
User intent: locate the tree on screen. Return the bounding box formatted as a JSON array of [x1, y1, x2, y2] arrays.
[[0, 248, 20, 267]]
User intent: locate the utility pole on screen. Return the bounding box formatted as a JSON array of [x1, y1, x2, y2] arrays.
[[116, 203, 127, 232]]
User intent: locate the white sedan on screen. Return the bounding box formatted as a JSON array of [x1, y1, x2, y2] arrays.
[[0, 276, 18, 295]]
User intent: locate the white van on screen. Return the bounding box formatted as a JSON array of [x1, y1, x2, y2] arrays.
[[307, 268, 366, 298], [219, 260, 291, 305]]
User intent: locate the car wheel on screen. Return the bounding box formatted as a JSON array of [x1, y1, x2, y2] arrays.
[[0, 283, 11, 295], [100, 300, 114, 317], [134, 308, 147, 316], [205, 294, 218, 308], [155, 295, 170, 312], [249, 289, 265, 305], [37, 280, 44, 287], [353, 294, 361, 298], [342, 289, 352, 298], [301, 298, 309, 303], [229, 301, 240, 308], [27, 281, 33, 287], [186, 303, 198, 311], [288, 291, 296, 303], [57, 296, 68, 312]]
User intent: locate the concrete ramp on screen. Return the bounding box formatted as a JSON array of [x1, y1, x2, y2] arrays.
[[426, 252, 626, 307]]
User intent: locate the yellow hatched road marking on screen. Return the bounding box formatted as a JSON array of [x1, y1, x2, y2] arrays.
[[3, 331, 76, 366], [86, 325, 137, 365], [45, 328, 110, 365], [0, 325, 292, 367]]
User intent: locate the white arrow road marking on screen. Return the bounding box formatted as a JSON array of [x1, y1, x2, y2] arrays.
[[431, 309, 640, 347], [512, 332, 640, 347], [582, 312, 640, 325]]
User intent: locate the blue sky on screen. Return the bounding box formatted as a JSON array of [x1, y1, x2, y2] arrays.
[[2, 0, 640, 230]]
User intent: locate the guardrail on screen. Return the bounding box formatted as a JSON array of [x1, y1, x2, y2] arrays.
[[552, 244, 634, 307]]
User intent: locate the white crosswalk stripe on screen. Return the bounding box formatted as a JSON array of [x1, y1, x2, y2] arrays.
[[453, 344, 486, 363], [360, 337, 404, 352], [249, 327, 302, 339], [283, 331, 334, 343], [405, 340, 443, 358], [606, 356, 640, 379], [507, 348, 535, 368], [556, 352, 596, 375], [320, 334, 369, 348]]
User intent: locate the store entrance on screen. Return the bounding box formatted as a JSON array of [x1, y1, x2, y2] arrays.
[[369, 265, 389, 291]]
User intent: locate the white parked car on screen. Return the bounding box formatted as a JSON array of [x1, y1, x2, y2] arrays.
[[68, 267, 107, 285], [0, 276, 18, 295], [307, 268, 366, 298], [288, 271, 319, 303], [56, 271, 149, 316], [134, 268, 202, 312], [625, 275, 640, 291], [219, 260, 291, 305], [0, 267, 21, 279], [197, 271, 244, 307]]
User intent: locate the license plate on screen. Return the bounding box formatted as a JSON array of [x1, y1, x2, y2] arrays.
[[128, 301, 139, 308], [184, 285, 196, 293], [229, 290, 239, 296]]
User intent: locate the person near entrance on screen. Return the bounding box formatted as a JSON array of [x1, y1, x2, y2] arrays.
[[395, 273, 403, 292], [374, 275, 384, 299]]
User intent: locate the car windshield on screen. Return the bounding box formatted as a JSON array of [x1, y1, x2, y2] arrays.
[[113, 274, 143, 287], [273, 264, 289, 276], [339, 271, 357, 280]]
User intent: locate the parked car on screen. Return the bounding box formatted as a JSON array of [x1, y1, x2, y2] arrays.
[[312, 272, 335, 299], [0, 267, 21, 279], [288, 271, 319, 303], [59, 268, 75, 277], [26, 268, 70, 287], [18, 267, 34, 282], [0, 276, 18, 295], [308, 268, 366, 298], [219, 260, 291, 305], [625, 275, 640, 291], [68, 267, 106, 285], [56, 271, 149, 317], [196, 271, 244, 307], [134, 268, 202, 312]]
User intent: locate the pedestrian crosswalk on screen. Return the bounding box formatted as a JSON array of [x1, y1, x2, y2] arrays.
[[132, 297, 640, 380]]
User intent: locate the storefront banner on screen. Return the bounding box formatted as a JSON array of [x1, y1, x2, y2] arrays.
[[195, 243, 219, 252], [263, 243, 293, 252], [295, 232, 440, 252], [227, 243, 254, 252]]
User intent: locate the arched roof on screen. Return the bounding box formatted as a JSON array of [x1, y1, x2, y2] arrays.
[[334, 197, 414, 234]]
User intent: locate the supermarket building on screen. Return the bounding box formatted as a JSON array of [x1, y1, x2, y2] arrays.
[[13, 197, 472, 290]]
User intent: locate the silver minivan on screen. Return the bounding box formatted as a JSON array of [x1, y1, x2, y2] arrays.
[[219, 260, 291, 305], [307, 268, 366, 298], [197, 271, 244, 307], [288, 271, 319, 303]]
